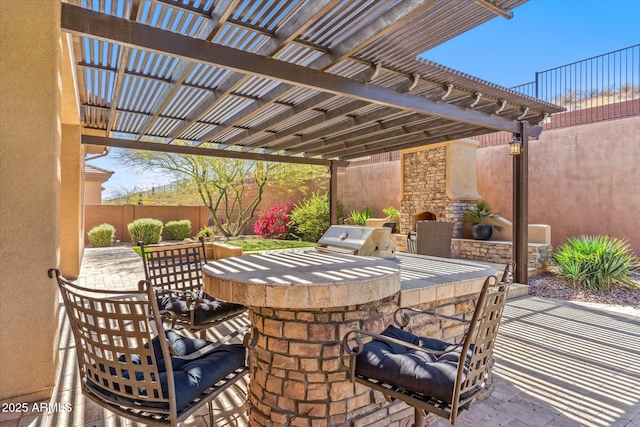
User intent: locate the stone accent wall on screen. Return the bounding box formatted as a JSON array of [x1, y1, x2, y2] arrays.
[[247, 288, 487, 426], [452, 239, 552, 272], [248, 295, 399, 426], [401, 146, 475, 238]]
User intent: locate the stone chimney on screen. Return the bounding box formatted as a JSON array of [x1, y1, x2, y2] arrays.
[[400, 139, 480, 238]]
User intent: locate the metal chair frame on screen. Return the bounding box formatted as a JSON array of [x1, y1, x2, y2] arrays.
[[139, 238, 246, 338], [49, 269, 257, 426], [407, 231, 417, 254], [343, 262, 514, 426]]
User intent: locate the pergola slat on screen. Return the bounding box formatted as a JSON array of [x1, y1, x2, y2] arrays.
[[61, 4, 521, 135], [177, 0, 339, 145]]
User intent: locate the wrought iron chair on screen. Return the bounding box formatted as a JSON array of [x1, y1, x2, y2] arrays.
[[49, 269, 257, 426], [343, 262, 514, 426], [139, 239, 246, 339], [407, 231, 417, 254]]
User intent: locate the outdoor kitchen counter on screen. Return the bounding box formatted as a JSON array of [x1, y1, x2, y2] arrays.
[[202, 251, 401, 309], [202, 251, 401, 426], [395, 252, 498, 306]]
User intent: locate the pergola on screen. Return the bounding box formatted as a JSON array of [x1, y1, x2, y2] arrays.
[[61, 0, 562, 281]]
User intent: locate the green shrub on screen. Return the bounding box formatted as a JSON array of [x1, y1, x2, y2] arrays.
[[349, 207, 373, 226], [195, 225, 215, 238], [552, 235, 640, 292], [165, 219, 192, 240], [289, 192, 330, 242], [128, 218, 163, 245], [87, 223, 115, 247], [383, 206, 400, 223]]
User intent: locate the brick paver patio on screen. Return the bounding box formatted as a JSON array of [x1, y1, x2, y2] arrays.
[[2, 247, 638, 427]]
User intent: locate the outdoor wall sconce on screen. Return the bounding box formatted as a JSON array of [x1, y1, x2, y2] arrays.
[[509, 137, 522, 155]]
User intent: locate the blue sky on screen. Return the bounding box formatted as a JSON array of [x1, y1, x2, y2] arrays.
[[90, 0, 640, 198]]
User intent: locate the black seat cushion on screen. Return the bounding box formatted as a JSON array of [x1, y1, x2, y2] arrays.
[[152, 331, 246, 410], [355, 325, 467, 404], [159, 290, 246, 325], [92, 331, 246, 412]]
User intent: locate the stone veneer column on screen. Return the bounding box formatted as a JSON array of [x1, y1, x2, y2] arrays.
[[249, 296, 399, 426], [400, 140, 480, 238]]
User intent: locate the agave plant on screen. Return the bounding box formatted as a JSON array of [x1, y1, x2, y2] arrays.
[[552, 235, 640, 292], [349, 207, 373, 226]]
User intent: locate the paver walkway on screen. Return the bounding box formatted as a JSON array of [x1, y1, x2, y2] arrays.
[[2, 247, 638, 427]]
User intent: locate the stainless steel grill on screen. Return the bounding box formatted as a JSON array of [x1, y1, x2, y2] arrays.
[[316, 226, 396, 258]]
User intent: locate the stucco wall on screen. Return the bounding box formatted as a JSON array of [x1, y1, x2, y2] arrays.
[[337, 160, 401, 217], [85, 205, 211, 243], [478, 116, 640, 256], [60, 124, 84, 278], [0, 0, 61, 401], [85, 180, 104, 205]]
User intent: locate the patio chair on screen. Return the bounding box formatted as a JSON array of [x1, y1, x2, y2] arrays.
[[139, 239, 246, 339], [343, 261, 515, 426], [407, 231, 417, 254], [416, 220, 454, 258], [48, 269, 257, 426]]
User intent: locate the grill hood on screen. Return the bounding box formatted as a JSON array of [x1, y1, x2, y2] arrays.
[[316, 226, 396, 258]]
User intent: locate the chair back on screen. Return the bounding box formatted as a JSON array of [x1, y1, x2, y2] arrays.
[[49, 269, 178, 421], [450, 261, 514, 422], [416, 220, 454, 258], [140, 240, 206, 299]]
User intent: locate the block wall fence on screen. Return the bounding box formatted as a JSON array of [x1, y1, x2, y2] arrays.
[[86, 116, 639, 256]]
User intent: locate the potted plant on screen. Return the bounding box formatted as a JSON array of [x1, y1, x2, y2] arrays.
[[464, 200, 503, 240], [382, 206, 401, 233]]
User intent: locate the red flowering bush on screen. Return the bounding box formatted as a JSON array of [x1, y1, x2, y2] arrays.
[[253, 203, 292, 239]]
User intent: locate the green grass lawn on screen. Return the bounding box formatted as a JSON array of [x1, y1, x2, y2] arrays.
[[132, 238, 315, 256], [220, 238, 315, 252]]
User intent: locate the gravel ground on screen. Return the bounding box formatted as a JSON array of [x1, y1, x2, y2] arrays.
[[528, 270, 640, 308]]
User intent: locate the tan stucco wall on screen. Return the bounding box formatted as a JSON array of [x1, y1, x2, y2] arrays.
[[85, 180, 105, 205], [478, 116, 640, 256], [0, 0, 61, 401], [60, 124, 84, 278], [85, 205, 211, 243], [338, 160, 401, 216]]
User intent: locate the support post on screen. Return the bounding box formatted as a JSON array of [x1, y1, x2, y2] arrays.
[[329, 161, 338, 225], [513, 122, 529, 283]]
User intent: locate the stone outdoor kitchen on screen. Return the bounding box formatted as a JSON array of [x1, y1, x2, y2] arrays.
[[199, 140, 550, 426]]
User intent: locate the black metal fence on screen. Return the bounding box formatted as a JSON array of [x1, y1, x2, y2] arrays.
[[517, 44, 639, 127], [474, 44, 640, 147]]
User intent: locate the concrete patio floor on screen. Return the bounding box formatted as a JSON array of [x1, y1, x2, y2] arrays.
[[2, 247, 638, 427]]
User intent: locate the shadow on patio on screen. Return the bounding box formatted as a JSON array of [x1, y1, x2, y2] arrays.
[[3, 247, 638, 427]]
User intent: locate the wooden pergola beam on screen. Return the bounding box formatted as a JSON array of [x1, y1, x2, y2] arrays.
[[61, 3, 520, 134], [82, 135, 346, 167], [470, 0, 513, 19], [513, 121, 529, 283]]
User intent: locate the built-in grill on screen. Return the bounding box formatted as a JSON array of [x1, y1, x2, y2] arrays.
[[315, 226, 396, 258]]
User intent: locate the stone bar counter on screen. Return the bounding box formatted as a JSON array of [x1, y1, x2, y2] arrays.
[[203, 252, 506, 426], [202, 251, 401, 426]]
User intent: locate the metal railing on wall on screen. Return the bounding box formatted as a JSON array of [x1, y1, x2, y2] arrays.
[[517, 44, 639, 129], [396, 45, 639, 150]]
